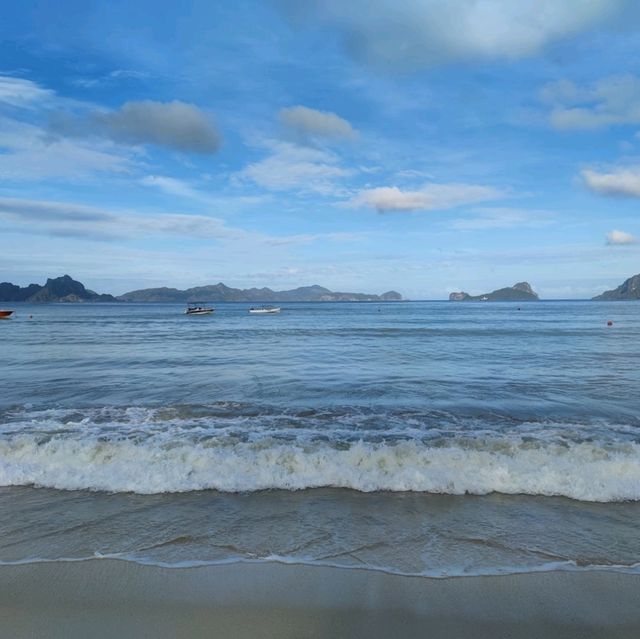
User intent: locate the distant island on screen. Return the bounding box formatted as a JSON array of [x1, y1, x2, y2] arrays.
[[0, 275, 117, 303], [449, 282, 539, 302], [0, 275, 402, 303], [592, 273, 640, 300]]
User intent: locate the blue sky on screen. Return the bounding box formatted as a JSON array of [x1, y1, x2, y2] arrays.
[[1, 0, 639, 298]]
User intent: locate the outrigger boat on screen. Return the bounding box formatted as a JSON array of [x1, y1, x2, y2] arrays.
[[185, 302, 214, 315], [0, 310, 14, 319], [248, 305, 281, 314]]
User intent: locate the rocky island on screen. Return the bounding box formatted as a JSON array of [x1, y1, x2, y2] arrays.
[[449, 282, 539, 302], [592, 273, 640, 300], [0, 275, 117, 303]]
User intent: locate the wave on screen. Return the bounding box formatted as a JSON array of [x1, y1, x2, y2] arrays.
[[1, 405, 639, 501], [2, 434, 640, 502]]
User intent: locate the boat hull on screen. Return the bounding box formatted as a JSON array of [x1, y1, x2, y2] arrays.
[[185, 309, 214, 315], [249, 308, 281, 314], [0, 310, 14, 319]]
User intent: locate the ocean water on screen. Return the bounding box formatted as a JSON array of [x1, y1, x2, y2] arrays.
[[1, 300, 640, 576]]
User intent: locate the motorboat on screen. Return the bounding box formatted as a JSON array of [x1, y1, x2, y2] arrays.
[[185, 303, 214, 315], [248, 305, 281, 314], [0, 310, 14, 319]]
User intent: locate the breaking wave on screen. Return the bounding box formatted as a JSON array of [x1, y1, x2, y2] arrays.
[[1, 405, 639, 501]]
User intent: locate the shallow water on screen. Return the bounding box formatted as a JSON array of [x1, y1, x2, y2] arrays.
[[1, 300, 639, 575]]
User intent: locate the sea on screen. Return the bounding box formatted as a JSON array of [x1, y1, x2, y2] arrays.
[[1, 300, 640, 577]]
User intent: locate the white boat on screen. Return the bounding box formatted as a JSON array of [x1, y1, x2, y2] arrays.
[[185, 303, 214, 315], [248, 305, 281, 314]]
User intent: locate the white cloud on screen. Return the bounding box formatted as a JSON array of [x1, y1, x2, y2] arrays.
[[0, 75, 53, 107], [279, 0, 621, 69], [348, 183, 502, 212], [582, 167, 640, 197], [544, 75, 640, 129], [237, 140, 353, 194], [606, 229, 637, 245], [279, 106, 357, 141]]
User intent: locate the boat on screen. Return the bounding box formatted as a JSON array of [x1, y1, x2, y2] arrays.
[[248, 305, 281, 314], [0, 310, 14, 319], [185, 303, 214, 315]]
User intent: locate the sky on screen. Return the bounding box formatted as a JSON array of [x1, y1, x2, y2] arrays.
[[1, 0, 640, 299]]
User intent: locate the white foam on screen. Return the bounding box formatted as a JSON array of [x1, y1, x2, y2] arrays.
[[1, 433, 640, 501]]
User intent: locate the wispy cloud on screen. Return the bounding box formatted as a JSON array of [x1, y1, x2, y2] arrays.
[[0, 196, 241, 242], [0, 75, 54, 107], [0, 196, 361, 248], [348, 183, 502, 212], [0, 116, 134, 181], [236, 140, 353, 195], [73, 68, 151, 88], [140, 175, 270, 210], [263, 231, 364, 246], [606, 229, 637, 245], [543, 75, 640, 130], [451, 207, 554, 230]]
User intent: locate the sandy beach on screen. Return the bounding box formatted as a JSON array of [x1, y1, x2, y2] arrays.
[[2, 560, 640, 638]]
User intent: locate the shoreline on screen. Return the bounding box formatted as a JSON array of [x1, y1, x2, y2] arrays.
[[3, 554, 640, 579], [2, 559, 640, 638]]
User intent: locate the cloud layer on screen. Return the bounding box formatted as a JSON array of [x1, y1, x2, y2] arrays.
[[0, 196, 239, 242], [279, 0, 621, 69]]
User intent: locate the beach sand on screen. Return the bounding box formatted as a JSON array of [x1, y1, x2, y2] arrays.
[[1, 560, 640, 638]]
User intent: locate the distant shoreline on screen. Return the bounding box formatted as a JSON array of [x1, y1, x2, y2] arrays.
[[3, 298, 639, 304]]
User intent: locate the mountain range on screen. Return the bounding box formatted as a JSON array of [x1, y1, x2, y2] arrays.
[[3, 273, 640, 303], [118, 282, 402, 302], [0, 275, 402, 303]]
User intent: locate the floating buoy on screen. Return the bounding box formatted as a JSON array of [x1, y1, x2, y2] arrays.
[[607, 320, 613, 327]]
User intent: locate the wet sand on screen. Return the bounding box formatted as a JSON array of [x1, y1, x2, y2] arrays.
[[1, 560, 640, 638]]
